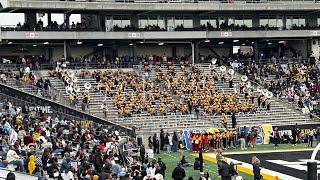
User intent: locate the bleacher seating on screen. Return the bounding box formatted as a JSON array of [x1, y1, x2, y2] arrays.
[[3, 63, 316, 135]]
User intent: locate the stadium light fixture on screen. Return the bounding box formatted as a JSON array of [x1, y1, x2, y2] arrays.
[[268, 42, 272, 45], [242, 43, 246, 46], [251, 41, 254, 44], [98, 43, 103, 47], [233, 39, 239, 42], [43, 42, 49, 45], [158, 42, 164, 46], [77, 41, 82, 45], [129, 43, 133, 46], [139, 41, 145, 44], [204, 39, 210, 43], [7, 42, 12, 44], [278, 40, 285, 44], [33, 44, 37, 47], [218, 41, 224, 45]]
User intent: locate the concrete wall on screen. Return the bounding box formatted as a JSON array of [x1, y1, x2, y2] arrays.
[[5, 0, 320, 12], [3, 30, 320, 40]]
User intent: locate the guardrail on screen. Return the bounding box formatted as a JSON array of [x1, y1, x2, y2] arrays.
[[0, 62, 135, 70]]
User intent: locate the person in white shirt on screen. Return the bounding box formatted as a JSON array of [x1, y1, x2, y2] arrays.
[[146, 162, 156, 178], [6, 145, 24, 172]]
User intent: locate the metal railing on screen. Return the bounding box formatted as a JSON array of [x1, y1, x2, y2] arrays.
[[0, 62, 134, 70]]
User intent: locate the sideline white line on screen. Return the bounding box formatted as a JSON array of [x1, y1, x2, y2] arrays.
[[204, 153, 302, 180], [222, 148, 313, 155]]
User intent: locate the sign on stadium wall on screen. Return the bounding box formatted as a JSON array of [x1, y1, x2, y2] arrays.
[[128, 32, 141, 38], [220, 32, 232, 37], [310, 31, 320, 36], [25, 32, 39, 38], [29, 106, 53, 114]]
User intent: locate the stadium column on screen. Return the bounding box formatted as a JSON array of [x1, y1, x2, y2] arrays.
[[99, 13, 106, 31], [132, 43, 137, 62], [131, 15, 139, 28], [192, 41, 200, 64], [193, 14, 201, 29], [64, 40, 71, 59], [306, 15, 318, 28], [64, 13, 70, 29], [47, 13, 51, 25], [309, 39, 320, 60], [25, 13, 37, 30], [252, 14, 260, 29], [254, 40, 259, 60]]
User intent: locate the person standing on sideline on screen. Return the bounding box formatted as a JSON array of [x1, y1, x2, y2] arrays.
[[153, 134, 160, 154], [316, 128, 320, 145], [239, 130, 246, 150], [308, 128, 315, 148], [160, 129, 165, 151], [140, 144, 146, 163], [291, 124, 299, 146], [172, 131, 179, 152], [273, 127, 280, 147], [252, 156, 262, 180], [231, 113, 236, 129], [218, 158, 232, 180]]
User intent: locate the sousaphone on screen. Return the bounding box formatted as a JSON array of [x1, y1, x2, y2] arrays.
[[220, 66, 227, 72], [84, 82, 91, 90], [228, 69, 235, 75], [65, 86, 73, 95], [266, 91, 273, 99], [241, 75, 248, 82]]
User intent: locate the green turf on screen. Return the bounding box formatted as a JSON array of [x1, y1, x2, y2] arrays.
[[154, 151, 252, 180], [153, 143, 312, 179]]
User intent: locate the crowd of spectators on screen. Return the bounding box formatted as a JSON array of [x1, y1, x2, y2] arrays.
[[0, 99, 134, 180], [230, 56, 320, 115], [3, 19, 320, 32]]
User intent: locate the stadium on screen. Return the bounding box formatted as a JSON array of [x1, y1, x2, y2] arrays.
[[0, 0, 320, 179]]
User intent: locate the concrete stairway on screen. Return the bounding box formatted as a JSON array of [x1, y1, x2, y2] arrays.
[[4, 64, 318, 135]]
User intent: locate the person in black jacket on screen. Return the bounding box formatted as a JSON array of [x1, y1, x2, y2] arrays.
[[140, 145, 146, 163], [252, 156, 262, 180], [172, 164, 185, 180], [156, 157, 167, 177], [160, 129, 165, 151], [152, 134, 160, 154], [218, 159, 231, 180]]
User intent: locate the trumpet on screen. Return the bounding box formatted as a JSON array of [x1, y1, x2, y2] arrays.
[[220, 66, 227, 72]]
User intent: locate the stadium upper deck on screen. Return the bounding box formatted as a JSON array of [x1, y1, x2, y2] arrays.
[[1, 0, 320, 11], [0, 0, 320, 61]]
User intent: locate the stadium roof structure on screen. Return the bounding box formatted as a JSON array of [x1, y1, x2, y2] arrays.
[[1, 0, 320, 13]]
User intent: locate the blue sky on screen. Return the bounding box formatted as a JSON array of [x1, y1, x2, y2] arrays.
[[0, 13, 81, 26]]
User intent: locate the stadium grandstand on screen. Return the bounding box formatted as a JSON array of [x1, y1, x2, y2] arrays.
[[0, 0, 320, 179]]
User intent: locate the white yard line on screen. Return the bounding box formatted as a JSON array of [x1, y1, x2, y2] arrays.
[[204, 153, 303, 180]]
